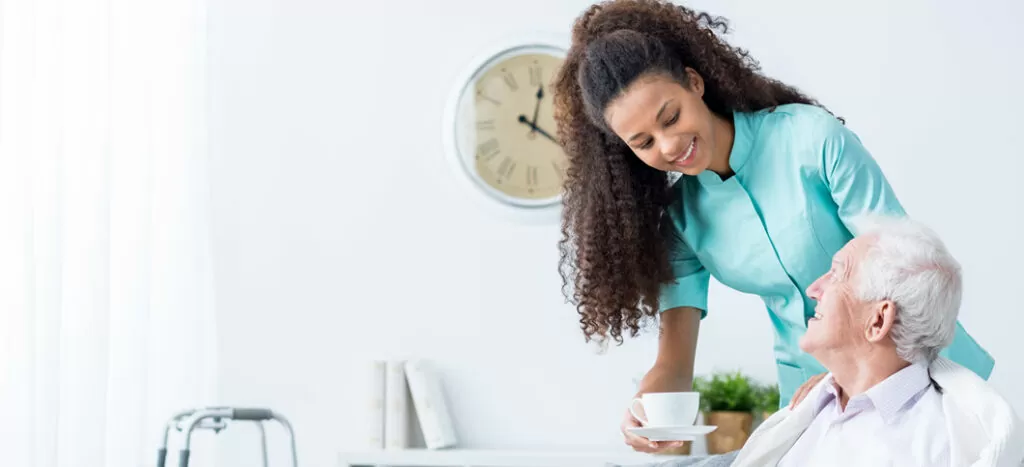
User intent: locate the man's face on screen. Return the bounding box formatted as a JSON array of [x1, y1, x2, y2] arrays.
[[799, 237, 875, 357]]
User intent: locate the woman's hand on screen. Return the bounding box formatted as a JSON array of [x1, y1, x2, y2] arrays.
[[787, 372, 826, 408], [621, 367, 689, 453], [620, 403, 687, 453]]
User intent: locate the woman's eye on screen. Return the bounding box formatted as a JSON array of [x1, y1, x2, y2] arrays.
[[665, 112, 679, 126]]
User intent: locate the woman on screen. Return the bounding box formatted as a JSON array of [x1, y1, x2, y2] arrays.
[[552, 0, 995, 453]]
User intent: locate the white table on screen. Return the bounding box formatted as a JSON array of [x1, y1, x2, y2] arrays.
[[337, 448, 689, 467]]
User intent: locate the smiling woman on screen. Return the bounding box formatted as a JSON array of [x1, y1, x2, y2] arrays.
[[601, 67, 731, 176], [551, 0, 995, 455], [553, 6, 831, 349]]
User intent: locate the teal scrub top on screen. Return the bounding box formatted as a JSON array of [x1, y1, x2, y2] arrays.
[[659, 103, 994, 407]]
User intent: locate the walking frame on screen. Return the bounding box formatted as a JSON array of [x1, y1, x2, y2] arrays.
[[157, 406, 298, 467]]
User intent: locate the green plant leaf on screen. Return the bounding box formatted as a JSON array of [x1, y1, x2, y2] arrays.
[[752, 382, 781, 413], [692, 371, 760, 412]]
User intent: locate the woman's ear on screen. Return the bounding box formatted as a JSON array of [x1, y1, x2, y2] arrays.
[[865, 300, 896, 343], [684, 67, 704, 97]]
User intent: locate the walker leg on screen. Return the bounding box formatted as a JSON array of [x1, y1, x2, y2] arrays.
[[158, 410, 195, 467], [257, 422, 269, 467], [270, 412, 299, 467], [179, 408, 234, 467]]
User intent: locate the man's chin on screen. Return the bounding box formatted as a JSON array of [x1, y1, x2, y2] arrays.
[[797, 335, 817, 355]]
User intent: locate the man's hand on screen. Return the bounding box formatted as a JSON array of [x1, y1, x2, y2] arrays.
[[788, 372, 826, 408]]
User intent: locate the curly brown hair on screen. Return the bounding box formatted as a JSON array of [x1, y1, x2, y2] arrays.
[[553, 0, 835, 344]]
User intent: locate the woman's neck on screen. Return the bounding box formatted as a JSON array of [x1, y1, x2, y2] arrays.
[[707, 112, 735, 178]]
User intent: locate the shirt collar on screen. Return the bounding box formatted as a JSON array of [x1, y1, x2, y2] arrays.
[[696, 110, 755, 186], [814, 374, 841, 415], [816, 363, 932, 423], [864, 362, 932, 422]]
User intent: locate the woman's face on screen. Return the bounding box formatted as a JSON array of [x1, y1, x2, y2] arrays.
[[603, 69, 719, 176]]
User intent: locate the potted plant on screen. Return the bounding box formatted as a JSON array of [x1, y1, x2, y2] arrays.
[[692, 371, 758, 454], [754, 383, 781, 423]]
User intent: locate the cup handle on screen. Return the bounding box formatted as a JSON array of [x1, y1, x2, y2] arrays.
[[629, 398, 648, 426]]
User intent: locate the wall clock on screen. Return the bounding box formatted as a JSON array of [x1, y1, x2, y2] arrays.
[[443, 34, 569, 216]]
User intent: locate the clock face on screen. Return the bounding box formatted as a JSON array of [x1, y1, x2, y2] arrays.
[[451, 46, 568, 208]]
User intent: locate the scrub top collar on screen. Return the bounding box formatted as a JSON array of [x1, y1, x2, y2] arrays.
[[696, 110, 754, 187]]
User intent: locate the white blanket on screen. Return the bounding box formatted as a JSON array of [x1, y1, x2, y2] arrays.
[[730, 357, 1024, 467]]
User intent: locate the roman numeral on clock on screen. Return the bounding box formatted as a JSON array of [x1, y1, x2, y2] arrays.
[[529, 66, 543, 87], [477, 138, 500, 161], [503, 73, 519, 91], [552, 161, 564, 181], [497, 156, 516, 179], [476, 90, 500, 106]]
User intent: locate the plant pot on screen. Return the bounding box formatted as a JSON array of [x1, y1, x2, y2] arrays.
[[753, 410, 775, 430], [658, 441, 691, 456], [705, 411, 753, 454]]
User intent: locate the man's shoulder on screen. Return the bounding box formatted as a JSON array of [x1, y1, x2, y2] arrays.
[[930, 357, 1024, 464], [931, 357, 1004, 400]]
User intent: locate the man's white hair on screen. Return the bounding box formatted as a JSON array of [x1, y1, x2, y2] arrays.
[[849, 215, 962, 364]]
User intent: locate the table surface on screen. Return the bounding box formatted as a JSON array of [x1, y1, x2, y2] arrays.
[[337, 448, 690, 467]]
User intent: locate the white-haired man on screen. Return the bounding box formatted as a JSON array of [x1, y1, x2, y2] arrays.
[[728, 217, 1024, 467]]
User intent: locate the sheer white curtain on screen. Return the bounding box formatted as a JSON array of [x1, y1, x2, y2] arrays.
[[0, 0, 218, 466]]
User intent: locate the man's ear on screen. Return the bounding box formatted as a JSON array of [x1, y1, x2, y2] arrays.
[[865, 300, 896, 343]]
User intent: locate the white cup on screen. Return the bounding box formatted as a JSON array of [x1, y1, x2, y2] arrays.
[[629, 392, 700, 428]]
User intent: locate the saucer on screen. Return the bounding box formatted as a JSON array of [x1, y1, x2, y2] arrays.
[[627, 425, 717, 441]]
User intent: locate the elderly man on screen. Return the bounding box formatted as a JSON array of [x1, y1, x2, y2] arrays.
[[727, 217, 1023, 466], [613, 218, 1021, 467]]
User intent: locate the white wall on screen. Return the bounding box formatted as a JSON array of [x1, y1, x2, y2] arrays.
[[207, 0, 1024, 465]]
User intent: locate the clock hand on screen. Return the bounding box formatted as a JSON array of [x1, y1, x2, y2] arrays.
[[533, 125, 558, 144], [517, 115, 558, 144], [530, 86, 543, 133]]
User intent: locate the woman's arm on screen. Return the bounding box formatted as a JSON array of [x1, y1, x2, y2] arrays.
[[653, 306, 701, 377], [818, 116, 907, 228], [621, 306, 702, 453], [621, 213, 707, 452]]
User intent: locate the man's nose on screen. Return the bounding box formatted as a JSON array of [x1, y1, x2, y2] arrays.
[[806, 279, 822, 300]]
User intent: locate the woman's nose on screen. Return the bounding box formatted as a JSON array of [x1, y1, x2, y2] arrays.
[[660, 137, 683, 160]]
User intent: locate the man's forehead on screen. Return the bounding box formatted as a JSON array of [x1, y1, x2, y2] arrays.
[[832, 236, 877, 275], [841, 236, 874, 258], [832, 244, 852, 264]]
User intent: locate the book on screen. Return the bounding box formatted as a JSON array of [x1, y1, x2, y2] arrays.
[[404, 359, 458, 450], [384, 360, 409, 449], [364, 360, 386, 449]]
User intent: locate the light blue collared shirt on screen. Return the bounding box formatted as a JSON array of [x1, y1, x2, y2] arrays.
[[658, 103, 994, 405]]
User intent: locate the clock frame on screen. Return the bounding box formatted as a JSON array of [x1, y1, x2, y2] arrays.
[[443, 34, 569, 216]]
